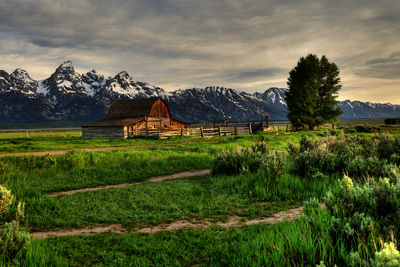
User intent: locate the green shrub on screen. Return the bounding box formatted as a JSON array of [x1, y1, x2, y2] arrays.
[[260, 151, 286, 182], [289, 134, 400, 179], [21, 155, 36, 169], [0, 187, 30, 261], [0, 163, 5, 175], [355, 125, 381, 133], [377, 135, 400, 161], [213, 142, 286, 180], [0, 219, 30, 260], [373, 242, 400, 267], [344, 128, 357, 134], [35, 154, 57, 169], [0, 186, 13, 214], [213, 147, 255, 175], [303, 175, 400, 265]]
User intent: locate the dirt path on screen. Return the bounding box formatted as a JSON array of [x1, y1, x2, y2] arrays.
[[32, 206, 304, 239], [48, 169, 212, 197], [0, 140, 219, 158], [32, 224, 128, 240], [0, 144, 172, 158], [137, 206, 304, 233]]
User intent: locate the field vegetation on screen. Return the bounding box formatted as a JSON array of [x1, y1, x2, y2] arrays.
[[1, 124, 400, 265]]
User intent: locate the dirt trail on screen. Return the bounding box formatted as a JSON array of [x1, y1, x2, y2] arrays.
[[0, 144, 168, 158], [48, 169, 212, 197], [32, 224, 128, 240], [32, 206, 304, 239], [0, 140, 219, 158], [137, 206, 304, 233]]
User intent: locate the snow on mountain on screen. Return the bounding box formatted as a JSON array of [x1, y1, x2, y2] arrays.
[[165, 86, 283, 122], [1, 61, 400, 124], [254, 87, 287, 106]]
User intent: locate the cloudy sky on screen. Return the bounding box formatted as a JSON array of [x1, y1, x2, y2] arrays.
[[0, 0, 399, 103]]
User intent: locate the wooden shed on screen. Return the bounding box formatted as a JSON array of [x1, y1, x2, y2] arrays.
[[81, 98, 190, 138]]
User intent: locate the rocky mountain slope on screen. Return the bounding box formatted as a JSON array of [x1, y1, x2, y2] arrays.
[[1, 61, 399, 124]]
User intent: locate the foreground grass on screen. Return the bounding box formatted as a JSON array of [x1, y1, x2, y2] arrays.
[[24, 169, 337, 231], [26, 175, 303, 231], [0, 150, 212, 196], [2, 129, 373, 266], [9, 217, 332, 267]]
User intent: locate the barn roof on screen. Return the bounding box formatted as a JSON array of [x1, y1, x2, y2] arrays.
[[83, 117, 142, 127], [107, 98, 168, 119], [82, 97, 189, 127]]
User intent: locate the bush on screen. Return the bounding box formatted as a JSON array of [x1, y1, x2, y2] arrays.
[[355, 125, 381, 133], [374, 242, 400, 267], [0, 218, 30, 260], [303, 175, 400, 265], [0, 187, 30, 261], [289, 134, 400, 179], [261, 151, 286, 182], [0, 186, 13, 214], [213, 142, 286, 180], [0, 163, 5, 175]]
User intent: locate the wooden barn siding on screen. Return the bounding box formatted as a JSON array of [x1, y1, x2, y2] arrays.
[[82, 127, 125, 139], [149, 99, 170, 118], [170, 118, 189, 129]]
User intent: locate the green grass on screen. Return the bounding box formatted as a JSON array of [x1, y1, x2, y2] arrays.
[[4, 128, 395, 266], [0, 150, 212, 196], [25, 176, 301, 231], [9, 216, 333, 266], [0, 130, 316, 154], [0, 134, 213, 153]]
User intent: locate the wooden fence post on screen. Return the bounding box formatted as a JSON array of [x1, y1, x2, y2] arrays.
[[286, 125, 289, 132], [249, 124, 252, 134], [332, 123, 335, 129], [181, 128, 183, 137], [218, 126, 222, 136], [234, 126, 238, 135], [145, 116, 149, 136], [158, 118, 162, 140], [200, 126, 204, 138]]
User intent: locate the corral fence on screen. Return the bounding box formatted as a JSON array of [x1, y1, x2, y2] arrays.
[[129, 126, 253, 139], [0, 118, 391, 139]]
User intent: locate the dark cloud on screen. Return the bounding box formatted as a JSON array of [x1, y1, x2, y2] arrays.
[[0, 0, 399, 101]]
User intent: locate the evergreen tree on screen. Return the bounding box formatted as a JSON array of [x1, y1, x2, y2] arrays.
[[285, 54, 343, 130]]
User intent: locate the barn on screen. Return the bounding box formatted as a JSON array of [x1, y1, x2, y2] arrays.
[[81, 97, 190, 138]]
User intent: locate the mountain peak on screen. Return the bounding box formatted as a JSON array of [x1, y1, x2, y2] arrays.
[[59, 60, 73, 68], [11, 68, 31, 80], [115, 71, 131, 79]]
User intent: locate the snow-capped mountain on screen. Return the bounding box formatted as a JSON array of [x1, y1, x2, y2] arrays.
[[165, 86, 283, 122], [1, 60, 400, 124], [338, 100, 400, 119]]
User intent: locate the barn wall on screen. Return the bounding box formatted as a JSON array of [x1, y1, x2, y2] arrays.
[[170, 118, 189, 129], [82, 126, 125, 139], [149, 98, 170, 118]]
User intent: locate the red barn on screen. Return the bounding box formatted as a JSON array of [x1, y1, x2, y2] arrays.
[[81, 97, 189, 138]]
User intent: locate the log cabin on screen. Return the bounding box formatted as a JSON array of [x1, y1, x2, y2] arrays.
[[81, 97, 190, 138]]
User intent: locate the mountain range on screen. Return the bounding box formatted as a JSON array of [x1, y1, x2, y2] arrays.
[[1, 61, 399, 124]]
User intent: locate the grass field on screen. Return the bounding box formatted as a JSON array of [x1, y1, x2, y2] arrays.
[[1, 124, 400, 266]]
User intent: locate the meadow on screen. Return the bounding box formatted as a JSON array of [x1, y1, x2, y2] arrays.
[[1, 124, 400, 266]]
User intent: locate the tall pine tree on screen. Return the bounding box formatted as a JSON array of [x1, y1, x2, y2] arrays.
[[285, 54, 342, 130]]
